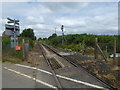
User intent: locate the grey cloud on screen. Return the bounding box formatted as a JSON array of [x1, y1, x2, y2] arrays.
[[1, 2, 118, 38], [42, 2, 88, 11]]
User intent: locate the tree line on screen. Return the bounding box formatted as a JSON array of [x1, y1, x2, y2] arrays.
[[38, 33, 120, 55]]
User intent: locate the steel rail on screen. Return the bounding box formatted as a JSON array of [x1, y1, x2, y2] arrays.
[[42, 43, 115, 90], [37, 42, 63, 90]]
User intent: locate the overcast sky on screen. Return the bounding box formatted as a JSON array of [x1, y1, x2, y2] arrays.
[[0, 1, 118, 38]]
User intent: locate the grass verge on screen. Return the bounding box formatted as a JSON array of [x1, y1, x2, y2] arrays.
[[2, 59, 19, 64]]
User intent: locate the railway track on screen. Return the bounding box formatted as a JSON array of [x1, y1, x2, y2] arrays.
[[37, 42, 63, 90], [41, 43, 115, 90], [3, 41, 116, 89]]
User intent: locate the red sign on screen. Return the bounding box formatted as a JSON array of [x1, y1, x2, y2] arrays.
[[16, 45, 22, 51]]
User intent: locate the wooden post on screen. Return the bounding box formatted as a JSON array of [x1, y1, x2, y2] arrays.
[[97, 44, 107, 62], [95, 38, 98, 60], [25, 40, 29, 60], [113, 38, 116, 64], [94, 38, 107, 62], [22, 39, 25, 60]]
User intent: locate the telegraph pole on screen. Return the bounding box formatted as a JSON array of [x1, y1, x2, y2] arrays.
[[113, 38, 116, 64], [61, 25, 64, 46]]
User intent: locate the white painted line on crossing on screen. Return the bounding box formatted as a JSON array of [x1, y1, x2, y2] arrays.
[[15, 64, 106, 89], [4, 67, 57, 89], [56, 75, 105, 89], [15, 64, 52, 75]]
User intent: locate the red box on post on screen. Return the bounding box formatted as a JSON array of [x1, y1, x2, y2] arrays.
[[16, 45, 22, 51]]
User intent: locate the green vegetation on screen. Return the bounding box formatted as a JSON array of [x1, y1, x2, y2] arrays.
[[2, 28, 36, 63], [2, 59, 19, 64], [19, 28, 37, 48], [38, 33, 120, 55], [2, 35, 23, 62], [18, 36, 34, 49], [20, 28, 36, 40]]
